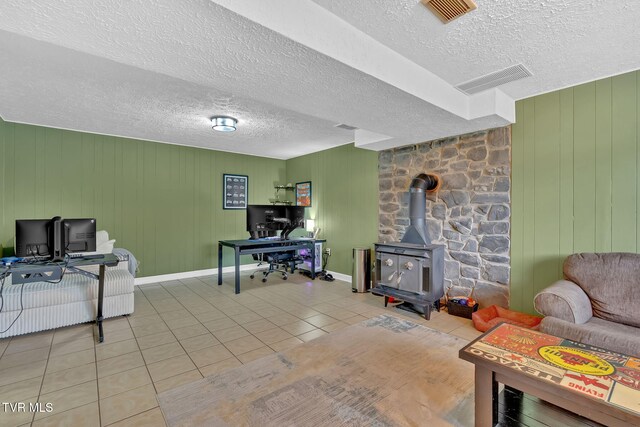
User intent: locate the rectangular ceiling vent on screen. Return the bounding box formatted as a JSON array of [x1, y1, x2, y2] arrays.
[[421, 0, 477, 23], [335, 123, 358, 131], [455, 64, 533, 95]]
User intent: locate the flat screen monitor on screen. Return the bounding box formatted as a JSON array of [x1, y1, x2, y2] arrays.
[[286, 206, 305, 228], [65, 218, 97, 252], [15, 219, 50, 257], [246, 205, 287, 239]]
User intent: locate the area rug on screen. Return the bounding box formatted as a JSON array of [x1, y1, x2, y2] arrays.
[[158, 315, 475, 426]]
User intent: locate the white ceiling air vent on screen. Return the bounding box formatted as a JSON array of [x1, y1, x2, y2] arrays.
[[335, 123, 358, 131], [421, 0, 477, 23], [455, 64, 533, 95]]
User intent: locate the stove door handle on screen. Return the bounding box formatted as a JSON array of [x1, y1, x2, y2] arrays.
[[387, 271, 396, 282], [396, 271, 404, 285]]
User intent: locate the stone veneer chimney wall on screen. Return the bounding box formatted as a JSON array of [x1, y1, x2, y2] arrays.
[[378, 127, 511, 308]]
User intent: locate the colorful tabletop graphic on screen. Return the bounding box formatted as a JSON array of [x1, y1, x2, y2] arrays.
[[464, 323, 640, 415]]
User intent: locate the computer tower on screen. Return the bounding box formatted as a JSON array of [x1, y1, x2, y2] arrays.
[[48, 216, 66, 262]]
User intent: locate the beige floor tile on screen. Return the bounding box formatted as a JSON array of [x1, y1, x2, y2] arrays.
[[321, 321, 349, 332], [283, 307, 322, 319], [96, 339, 139, 361], [105, 327, 136, 344], [450, 324, 482, 341], [0, 338, 9, 356], [141, 342, 185, 364], [252, 307, 287, 318], [5, 332, 53, 355], [103, 317, 132, 333], [324, 309, 358, 321], [0, 376, 42, 403], [164, 316, 199, 330], [132, 322, 171, 338], [191, 309, 227, 323], [179, 334, 219, 353], [52, 324, 94, 345], [170, 324, 208, 341], [224, 335, 265, 356], [0, 359, 47, 387], [268, 336, 304, 352], [236, 346, 274, 364], [297, 329, 329, 342], [342, 315, 368, 325], [128, 314, 162, 328], [279, 320, 316, 336], [49, 336, 95, 358], [47, 348, 95, 374], [41, 363, 97, 394], [188, 344, 234, 368], [147, 355, 196, 382], [241, 319, 277, 334], [198, 357, 242, 377], [106, 407, 166, 427], [99, 384, 158, 426], [153, 369, 202, 394], [211, 325, 250, 343], [36, 380, 98, 420], [158, 309, 191, 321], [99, 366, 152, 399], [135, 332, 176, 350], [97, 351, 145, 378], [31, 402, 99, 427], [266, 313, 299, 326], [253, 327, 294, 346], [0, 346, 50, 371], [229, 311, 262, 325], [0, 396, 38, 426], [304, 314, 338, 328], [201, 317, 237, 332]]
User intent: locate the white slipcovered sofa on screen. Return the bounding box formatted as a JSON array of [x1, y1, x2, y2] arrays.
[[0, 232, 136, 338]]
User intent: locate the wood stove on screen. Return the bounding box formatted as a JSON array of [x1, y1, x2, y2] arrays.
[[374, 173, 445, 319]]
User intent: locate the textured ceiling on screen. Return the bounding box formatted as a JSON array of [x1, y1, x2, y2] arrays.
[[311, 0, 640, 100], [0, 0, 637, 158]]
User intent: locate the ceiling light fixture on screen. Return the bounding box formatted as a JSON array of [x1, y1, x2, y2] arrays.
[[211, 116, 237, 132]]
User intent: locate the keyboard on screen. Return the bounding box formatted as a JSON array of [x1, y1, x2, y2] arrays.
[[67, 253, 105, 260]]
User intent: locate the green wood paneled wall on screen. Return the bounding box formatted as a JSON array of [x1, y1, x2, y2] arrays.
[[286, 144, 379, 275], [511, 70, 640, 314], [0, 119, 286, 277]]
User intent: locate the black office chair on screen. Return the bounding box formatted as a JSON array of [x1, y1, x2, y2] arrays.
[[250, 252, 296, 282]]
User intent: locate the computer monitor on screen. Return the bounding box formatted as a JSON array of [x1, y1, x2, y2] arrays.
[[65, 218, 97, 252], [15, 219, 50, 257], [246, 205, 305, 240]]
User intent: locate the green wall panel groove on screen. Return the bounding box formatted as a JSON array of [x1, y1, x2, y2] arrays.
[[511, 70, 640, 314]]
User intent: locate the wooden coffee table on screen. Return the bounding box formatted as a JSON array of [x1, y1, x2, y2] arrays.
[[459, 323, 640, 427]]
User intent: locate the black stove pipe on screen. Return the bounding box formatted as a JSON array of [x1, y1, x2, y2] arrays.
[[401, 173, 440, 246]]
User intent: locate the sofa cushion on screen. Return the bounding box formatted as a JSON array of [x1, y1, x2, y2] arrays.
[[2, 269, 133, 311], [564, 253, 640, 328], [540, 316, 640, 357]]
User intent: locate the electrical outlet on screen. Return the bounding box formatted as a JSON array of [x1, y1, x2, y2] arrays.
[[325, 248, 331, 256]]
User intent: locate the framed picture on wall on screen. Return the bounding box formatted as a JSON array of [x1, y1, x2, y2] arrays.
[[223, 174, 248, 210], [295, 181, 312, 207]]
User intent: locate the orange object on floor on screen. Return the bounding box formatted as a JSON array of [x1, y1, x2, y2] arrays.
[[472, 305, 542, 332]]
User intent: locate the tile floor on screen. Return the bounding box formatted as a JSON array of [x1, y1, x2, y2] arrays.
[[0, 271, 480, 427]]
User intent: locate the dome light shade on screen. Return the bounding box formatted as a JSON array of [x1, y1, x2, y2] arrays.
[[212, 116, 237, 132]]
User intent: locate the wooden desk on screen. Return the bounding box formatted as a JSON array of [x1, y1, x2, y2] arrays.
[[217, 238, 325, 294], [459, 323, 640, 427]]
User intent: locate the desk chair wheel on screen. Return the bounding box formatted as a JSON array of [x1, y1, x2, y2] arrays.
[[250, 274, 255, 279], [283, 275, 288, 280], [262, 278, 267, 283]]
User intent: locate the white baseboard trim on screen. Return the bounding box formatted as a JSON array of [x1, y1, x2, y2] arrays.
[[326, 270, 352, 283], [134, 263, 260, 285]]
